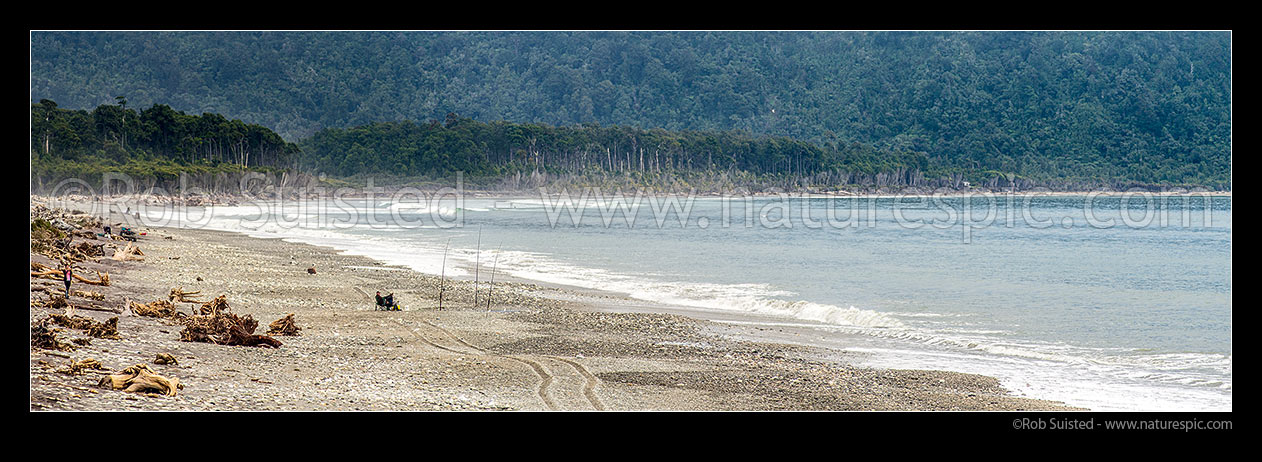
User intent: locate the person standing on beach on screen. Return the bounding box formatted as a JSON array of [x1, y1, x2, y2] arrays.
[[62, 265, 73, 297]]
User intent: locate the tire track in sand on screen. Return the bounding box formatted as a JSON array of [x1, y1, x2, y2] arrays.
[[418, 320, 583, 411], [363, 289, 561, 409], [551, 357, 605, 411], [406, 319, 605, 411], [420, 320, 606, 411], [395, 318, 560, 411]]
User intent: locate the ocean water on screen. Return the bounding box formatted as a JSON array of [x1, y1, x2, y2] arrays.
[[140, 193, 1231, 411]]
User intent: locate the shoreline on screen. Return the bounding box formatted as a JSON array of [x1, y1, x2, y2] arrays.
[[31, 198, 1080, 411], [33, 188, 1231, 212]]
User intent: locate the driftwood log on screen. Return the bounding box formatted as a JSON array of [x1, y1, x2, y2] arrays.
[[66, 303, 122, 314], [30, 262, 111, 286], [98, 364, 182, 396]]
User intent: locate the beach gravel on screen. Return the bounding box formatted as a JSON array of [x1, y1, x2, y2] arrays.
[[30, 200, 1079, 411]]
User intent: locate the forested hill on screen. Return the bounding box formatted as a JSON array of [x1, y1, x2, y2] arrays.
[[29, 99, 303, 192], [31, 31, 1231, 189]]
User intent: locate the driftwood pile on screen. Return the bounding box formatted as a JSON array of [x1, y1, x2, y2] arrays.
[[45, 313, 122, 340], [38, 294, 71, 310], [127, 292, 291, 348], [38, 238, 106, 263], [74, 241, 106, 259], [31, 293, 121, 315], [129, 299, 182, 319], [30, 204, 103, 230], [31, 210, 108, 263], [98, 364, 183, 396], [31, 319, 77, 351], [179, 295, 283, 348], [267, 313, 302, 336]]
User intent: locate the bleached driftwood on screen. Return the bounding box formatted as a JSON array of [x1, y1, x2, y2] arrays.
[[98, 364, 182, 396]]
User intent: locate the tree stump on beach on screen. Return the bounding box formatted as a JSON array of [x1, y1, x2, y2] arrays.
[[98, 364, 183, 396]]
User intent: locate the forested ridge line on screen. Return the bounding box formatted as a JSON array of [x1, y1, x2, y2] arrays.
[[30, 98, 1228, 193], [31, 31, 1231, 189]]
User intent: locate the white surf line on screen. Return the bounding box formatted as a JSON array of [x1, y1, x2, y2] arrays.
[[709, 319, 854, 330], [344, 265, 411, 271]]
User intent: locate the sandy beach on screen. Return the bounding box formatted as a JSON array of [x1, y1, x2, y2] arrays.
[[30, 199, 1080, 411]]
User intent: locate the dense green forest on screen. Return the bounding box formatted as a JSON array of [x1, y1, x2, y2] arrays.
[[31, 31, 1231, 189], [299, 115, 938, 190], [29, 98, 935, 192], [30, 99, 300, 186]]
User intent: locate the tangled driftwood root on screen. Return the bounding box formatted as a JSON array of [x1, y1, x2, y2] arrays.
[[179, 295, 282, 348], [74, 241, 105, 259], [168, 287, 206, 304], [46, 314, 121, 340], [197, 295, 231, 316], [267, 313, 302, 336], [110, 243, 145, 261], [154, 353, 178, 365], [98, 364, 183, 396], [130, 299, 182, 319], [181, 315, 281, 348], [31, 320, 76, 351]]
